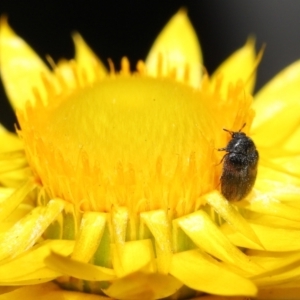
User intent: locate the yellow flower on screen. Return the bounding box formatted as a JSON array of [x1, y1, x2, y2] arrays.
[[1, 9, 300, 300]]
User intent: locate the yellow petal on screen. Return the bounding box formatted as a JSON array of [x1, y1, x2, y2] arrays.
[[44, 251, 115, 281], [0, 180, 34, 222], [145, 9, 202, 87], [72, 33, 106, 82], [254, 179, 300, 204], [252, 60, 300, 148], [237, 191, 300, 222], [252, 260, 300, 287], [176, 210, 263, 275], [103, 271, 182, 300], [257, 164, 300, 189], [0, 240, 74, 285], [0, 125, 26, 187], [0, 199, 65, 260], [169, 249, 257, 296], [71, 212, 106, 263], [2, 210, 34, 234], [247, 250, 300, 287], [111, 207, 128, 246], [210, 38, 257, 95], [0, 17, 53, 110], [284, 123, 300, 152], [111, 239, 156, 277], [271, 155, 300, 178], [244, 213, 300, 230], [0, 282, 109, 300], [0, 151, 30, 188], [204, 191, 262, 247], [0, 187, 14, 203], [53, 59, 79, 89], [0, 124, 22, 152], [0, 158, 29, 188], [223, 221, 300, 251], [140, 210, 172, 274]]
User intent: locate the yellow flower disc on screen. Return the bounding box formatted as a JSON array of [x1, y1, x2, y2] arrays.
[[18, 76, 218, 216]]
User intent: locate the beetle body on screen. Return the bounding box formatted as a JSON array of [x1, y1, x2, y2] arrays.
[[218, 126, 259, 201]]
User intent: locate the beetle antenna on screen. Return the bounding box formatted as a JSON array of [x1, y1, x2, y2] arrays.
[[223, 123, 246, 136], [239, 123, 246, 132], [222, 128, 233, 136]]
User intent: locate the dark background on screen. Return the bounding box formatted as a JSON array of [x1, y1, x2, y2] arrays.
[[1, 0, 300, 131]]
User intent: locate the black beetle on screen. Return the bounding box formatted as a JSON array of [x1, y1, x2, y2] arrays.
[[218, 124, 259, 201]]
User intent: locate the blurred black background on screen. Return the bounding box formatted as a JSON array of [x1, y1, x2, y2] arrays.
[[1, 0, 300, 131]]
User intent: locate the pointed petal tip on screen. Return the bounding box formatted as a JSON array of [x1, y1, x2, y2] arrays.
[[171, 7, 193, 27], [0, 16, 53, 110], [246, 35, 256, 47], [175, 7, 189, 19], [0, 16, 18, 41], [210, 35, 259, 95], [0, 14, 8, 25], [71, 31, 82, 44], [0, 14, 8, 24], [0, 15, 11, 38], [252, 59, 300, 145], [178, 7, 188, 14], [146, 8, 202, 87]]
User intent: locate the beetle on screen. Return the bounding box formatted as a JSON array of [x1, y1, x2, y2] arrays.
[[218, 124, 259, 201]]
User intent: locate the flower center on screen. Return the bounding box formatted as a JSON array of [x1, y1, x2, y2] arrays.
[[18, 76, 218, 215], [45, 77, 207, 169]]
